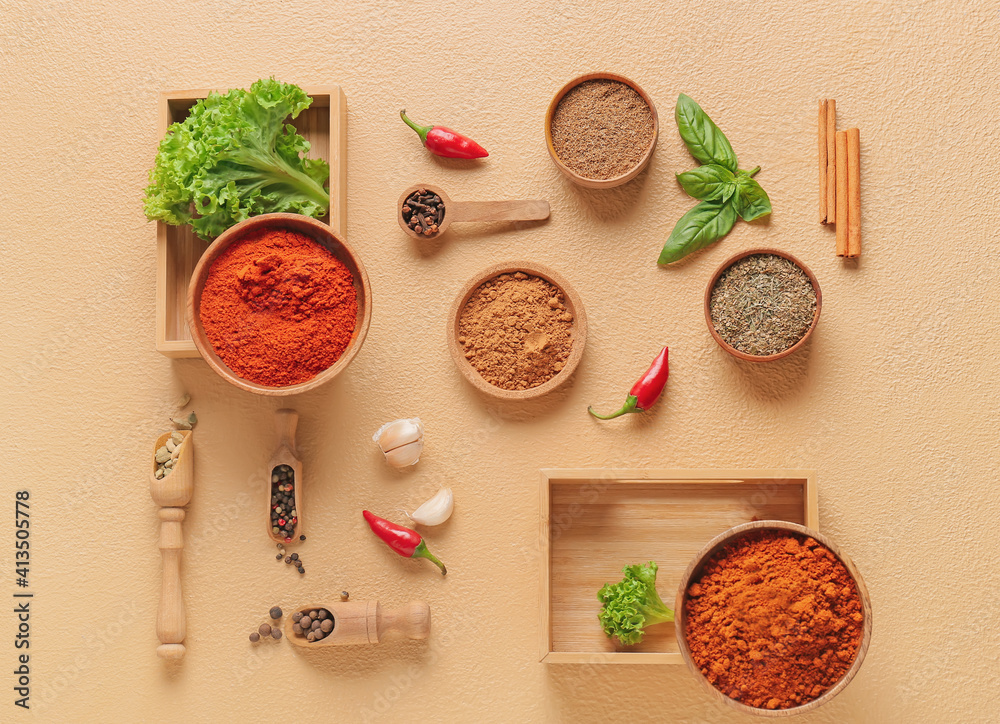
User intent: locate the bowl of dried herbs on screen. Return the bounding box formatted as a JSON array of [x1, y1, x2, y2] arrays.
[[705, 249, 821, 362]]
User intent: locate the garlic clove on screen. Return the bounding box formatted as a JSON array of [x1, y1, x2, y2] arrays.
[[373, 418, 424, 467], [383, 440, 424, 468], [408, 487, 454, 526]]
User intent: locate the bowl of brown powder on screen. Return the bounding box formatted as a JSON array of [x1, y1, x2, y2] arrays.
[[676, 521, 872, 716], [705, 249, 822, 362], [448, 262, 587, 400], [545, 73, 658, 188]]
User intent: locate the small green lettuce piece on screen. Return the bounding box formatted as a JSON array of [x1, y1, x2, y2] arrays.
[[597, 561, 675, 646], [144, 78, 330, 241]]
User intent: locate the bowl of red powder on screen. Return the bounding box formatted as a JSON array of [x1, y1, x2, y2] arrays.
[[675, 521, 872, 716], [188, 213, 371, 395]]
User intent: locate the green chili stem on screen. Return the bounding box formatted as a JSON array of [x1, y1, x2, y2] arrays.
[[400, 110, 432, 145], [413, 539, 447, 575], [588, 395, 640, 420]]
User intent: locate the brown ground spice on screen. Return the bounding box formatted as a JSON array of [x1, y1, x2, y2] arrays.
[[685, 530, 862, 710], [550, 79, 654, 180], [457, 272, 573, 390]]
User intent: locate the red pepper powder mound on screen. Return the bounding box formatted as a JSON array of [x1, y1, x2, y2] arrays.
[[199, 227, 358, 387], [684, 530, 862, 710]]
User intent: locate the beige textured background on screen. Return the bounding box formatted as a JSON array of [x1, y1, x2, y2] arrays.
[[2, 0, 999, 721]]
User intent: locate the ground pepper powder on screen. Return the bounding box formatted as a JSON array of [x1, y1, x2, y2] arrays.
[[199, 227, 357, 387], [685, 530, 862, 710]]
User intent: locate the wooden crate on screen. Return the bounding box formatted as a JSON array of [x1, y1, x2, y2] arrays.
[[539, 468, 818, 664], [154, 86, 347, 357]]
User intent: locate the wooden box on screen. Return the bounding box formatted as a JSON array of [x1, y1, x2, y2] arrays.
[[539, 468, 818, 664], [154, 86, 347, 357]]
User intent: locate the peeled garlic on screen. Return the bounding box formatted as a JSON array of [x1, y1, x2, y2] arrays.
[[373, 418, 424, 467], [406, 487, 454, 526]]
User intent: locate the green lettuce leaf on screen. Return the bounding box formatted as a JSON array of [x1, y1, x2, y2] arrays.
[[144, 78, 330, 241]]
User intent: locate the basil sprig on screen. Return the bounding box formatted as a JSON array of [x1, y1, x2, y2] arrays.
[[658, 94, 771, 264]]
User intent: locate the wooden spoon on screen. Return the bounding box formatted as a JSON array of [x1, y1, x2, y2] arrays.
[[397, 183, 549, 240], [149, 430, 194, 660], [285, 600, 430, 648], [267, 409, 303, 545]]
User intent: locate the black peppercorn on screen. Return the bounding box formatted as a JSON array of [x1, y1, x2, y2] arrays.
[[290, 553, 299, 561], [298, 567, 305, 574], [275, 553, 283, 560], [285, 557, 293, 565], [299, 535, 306, 541]]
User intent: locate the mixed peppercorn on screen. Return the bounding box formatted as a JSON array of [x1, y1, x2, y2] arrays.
[[270, 465, 297, 541]]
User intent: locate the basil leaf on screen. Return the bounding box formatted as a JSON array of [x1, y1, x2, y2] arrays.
[[734, 177, 772, 222], [676, 164, 737, 202], [658, 199, 739, 264], [675, 94, 738, 172]]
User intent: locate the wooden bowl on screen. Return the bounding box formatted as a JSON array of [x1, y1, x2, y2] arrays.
[[447, 262, 587, 401], [705, 248, 822, 362], [675, 520, 873, 717], [187, 213, 371, 396], [544, 72, 659, 189]]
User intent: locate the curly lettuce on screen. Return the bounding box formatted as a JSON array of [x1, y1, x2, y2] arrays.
[[597, 561, 674, 646], [144, 78, 330, 241]]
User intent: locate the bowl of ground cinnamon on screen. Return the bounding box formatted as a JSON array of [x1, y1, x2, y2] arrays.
[[676, 521, 872, 716], [187, 213, 371, 395], [448, 262, 587, 400], [545, 72, 658, 189]]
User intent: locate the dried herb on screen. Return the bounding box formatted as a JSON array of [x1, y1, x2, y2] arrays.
[[709, 254, 816, 356], [659, 95, 772, 264]]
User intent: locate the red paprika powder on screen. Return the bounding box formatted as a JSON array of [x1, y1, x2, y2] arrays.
[[684, 530, 862, 710], [199, 227, 357, 387]]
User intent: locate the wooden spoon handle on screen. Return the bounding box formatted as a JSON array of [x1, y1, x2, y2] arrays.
[[157, 508, 185, 658], [377, 601, 431, 641], [448, 199, 550, 223], [274, 409, 299, 453]]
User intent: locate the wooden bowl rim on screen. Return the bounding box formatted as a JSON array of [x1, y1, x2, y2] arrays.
[[674, 520, 873, 717], [704, 248, 823, 362], [544, 71, 659, 189], [186, 213, 372, 396], [447, 261, 588, 401], [397, 183, 451, 240]]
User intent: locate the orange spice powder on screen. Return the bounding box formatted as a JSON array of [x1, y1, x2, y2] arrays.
[[685, 530, 863, 710], [199, 227, 357, 387]]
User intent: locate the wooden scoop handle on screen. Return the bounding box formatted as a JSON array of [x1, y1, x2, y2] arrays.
[[157, 508, 186, 659], [377, 600, 431, 641], [274, 409, 299, 453], [448, 199, 550, 223]]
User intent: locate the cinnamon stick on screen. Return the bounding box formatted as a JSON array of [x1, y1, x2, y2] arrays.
[[818, 100, 828, 224], [847, 128, 861, 258], [826, 99, 837, 225], [835, 131, 848, 256]]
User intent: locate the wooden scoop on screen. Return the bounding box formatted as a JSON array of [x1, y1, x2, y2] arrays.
[[397, 183, 549, 240], [285, 600, 430, 648], [267, 409, 303, 545], [149, 430, 194, 660]]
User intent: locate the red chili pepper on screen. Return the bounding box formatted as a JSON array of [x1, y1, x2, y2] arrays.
[[400, 109, 488, 159], [362, 510, 447, 575], [588, 347, 669, 420]]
